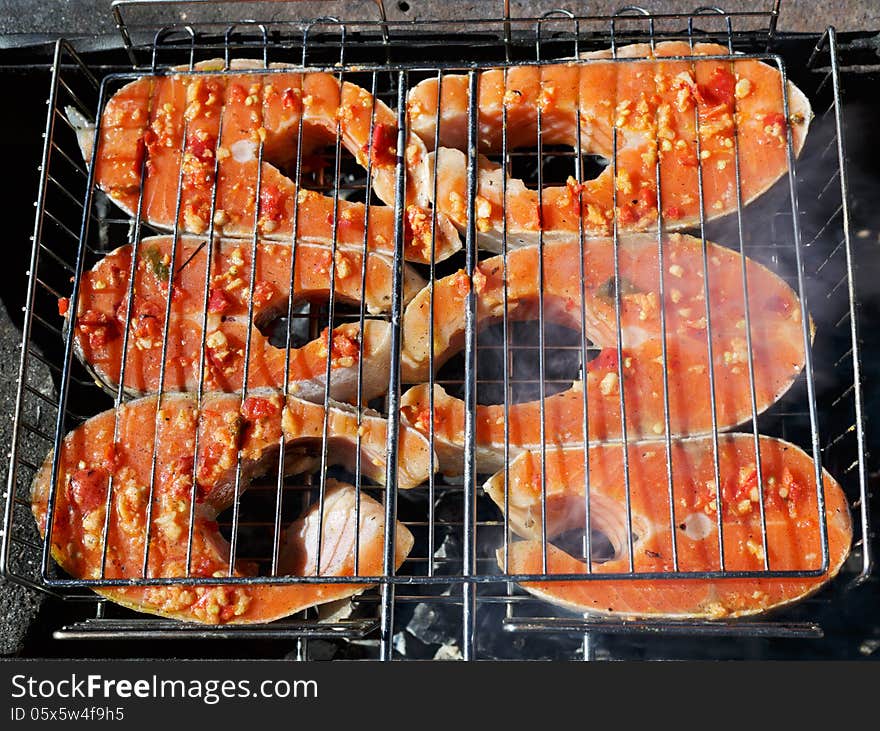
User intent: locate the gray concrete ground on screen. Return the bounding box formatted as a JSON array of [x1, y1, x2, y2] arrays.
[[0, 0, 876, 656], [0, 297, 51, 655], [0, 1, 878, 37]]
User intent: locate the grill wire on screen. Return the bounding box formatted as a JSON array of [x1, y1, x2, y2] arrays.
[[0, 3, 873, 660]]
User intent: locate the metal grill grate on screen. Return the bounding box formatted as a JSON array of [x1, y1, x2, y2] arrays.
[[1, 2, 872, 661]]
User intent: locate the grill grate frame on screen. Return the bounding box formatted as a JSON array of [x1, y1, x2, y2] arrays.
[[0, 3, 872, 661]]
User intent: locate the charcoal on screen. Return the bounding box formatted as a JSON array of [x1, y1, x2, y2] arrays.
[[406, 601, 456, 647]]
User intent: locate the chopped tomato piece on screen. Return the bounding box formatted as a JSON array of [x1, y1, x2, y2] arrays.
[[241, 396, 280, 422], [323, 328, 360, 365], [367, 123, 397, 167], [207, 287, 233, 315], [697, 68, 735, 108], [197, 440, 232, 497], [77, 310, 118, 349], [402, 405, 433, 436], [259, 183, 286, 221], [57, 297, 70, 316], [619, 186, 657, 225], [131, 299, 163, 340], [281, 87, 299, 109], [187, 133, 217, 163], [722, 467, 755, 506], [182, 133, 216, 191], [67, 468, 107, 514]]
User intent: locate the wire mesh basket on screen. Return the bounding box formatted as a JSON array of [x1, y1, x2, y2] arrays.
[[1, 1, 872, 660]]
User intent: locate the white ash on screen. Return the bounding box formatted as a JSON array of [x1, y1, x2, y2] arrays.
[[392, 631, 407, 657], [406, 602, 455, 647], [433, 536, 449, 559], [433, 643, 462, 661]]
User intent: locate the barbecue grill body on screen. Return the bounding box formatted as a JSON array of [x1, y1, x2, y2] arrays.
[[0, 2, 876, 660]]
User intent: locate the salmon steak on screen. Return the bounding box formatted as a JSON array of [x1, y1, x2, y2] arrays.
[[65, 235, 425, 402], [30, 390, 432, 624], [484, 434, 851, 619], [407, 41, 811, 250], [400, 234, 808, 474], [84, 59, 460, 264]]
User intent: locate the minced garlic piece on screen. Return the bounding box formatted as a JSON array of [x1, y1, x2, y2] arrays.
[[206, 330, 228, 350], [746, 539, 765, 561], [599, 371, 618, 396]]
